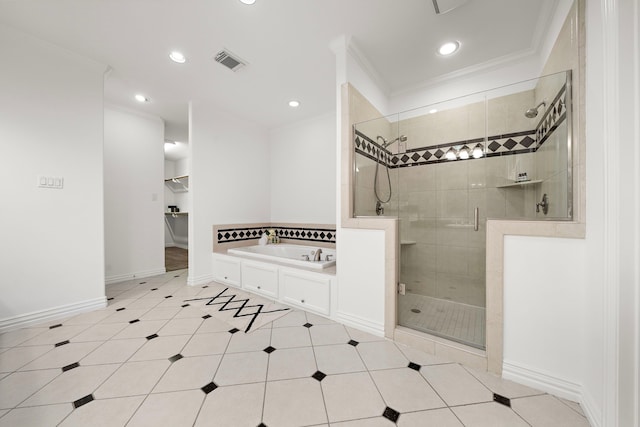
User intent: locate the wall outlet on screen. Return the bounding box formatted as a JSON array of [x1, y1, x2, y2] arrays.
[[397, 283, 406, 295]]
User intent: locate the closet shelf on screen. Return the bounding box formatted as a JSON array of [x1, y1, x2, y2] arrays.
[[164, 175, 189, 192], [496, 179, 543, 188]]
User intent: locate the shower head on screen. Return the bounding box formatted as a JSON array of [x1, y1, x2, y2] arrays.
[[525, 101, 546, 118], [378, 135, 407, 148]]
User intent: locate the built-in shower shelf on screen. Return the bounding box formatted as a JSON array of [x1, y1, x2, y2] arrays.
[[496, 179, 543, 188], [164, 175, 189, 192], [165, 212, 188, 216], [400, 240, 417, 245]]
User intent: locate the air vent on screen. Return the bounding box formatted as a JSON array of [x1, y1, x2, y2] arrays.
[[214, 50, 246, 71]]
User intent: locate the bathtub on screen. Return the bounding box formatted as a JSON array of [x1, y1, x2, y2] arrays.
[[228, 244, 336, 270]]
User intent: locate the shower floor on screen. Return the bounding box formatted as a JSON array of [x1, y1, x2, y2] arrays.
[[398, 293, 486, 349]]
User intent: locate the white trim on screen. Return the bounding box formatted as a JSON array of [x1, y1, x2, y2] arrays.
[[0, 297, 107, 333], [502, 360, 582, 402], [187, 273, 214, 287], [582, 388, 604, 427], [105, 268, 166, 285], [334, 311, 384, 337]]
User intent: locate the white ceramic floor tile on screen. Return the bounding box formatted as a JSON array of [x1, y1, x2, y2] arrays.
[[20, 325, 90, 346], [181, 332, 231, 357], [19, 342, 101, 371], [267, 347, 317, 381], [270, 326, 312, 348], [71, 323, 128, 342], [511, 394, 591, 426], [80, 338, 146, 365], [100, 309, 152, 324], [0, 369, 60, 409], [397, 408, 464, 427], [111, 320, 169, 340], [309, 324, 350, 346], [420, 363, 493, 406], [313, 344, 366, 375], [129, 335, 191, 362], [306, 312, 337, 325], [126, 389, 205, 427], [124, 297, 165, 310], [213, 351, 268, 386], [263, 377, 328, 427], [356, 341, 409, 370], [21, 364, 119, 406], [321, 372, 386, 423], [0, 409, 7, 418], [158, 317, 203, 336], [195, 317, 235, 334], [153, 355, 222, 393], [332, 418, 395, 426], [63, 310, 115, 325], [345, 326, 386, 343], [0, 403, 72, 427], [173, 306, 210, 319], [272, 310, 307, 328], [371, 368, 446, 413], [139, 307, 181, 321], [195, 382, 265, 427], [0, 344, 53, 371], [58, 395, 145, 427], [0, 328, 47, 348], [560, 397, 586, 417], [226, 329, 271, 353], [94, 360, 170, 399], [452, 402, 530, 427], [464, 366, 543, 398], [396, 343, 453, 366]]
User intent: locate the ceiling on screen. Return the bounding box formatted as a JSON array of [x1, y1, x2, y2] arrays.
[[0, 0, 558, 144]]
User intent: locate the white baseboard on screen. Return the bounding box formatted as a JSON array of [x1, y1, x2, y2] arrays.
[[334, 311, 385, 337], [502, 360, 582, 402], [0, 296, 107, 333], [187, 273, 214, 287], [105, 268, 167, 285], [580, 388, 602, 427]]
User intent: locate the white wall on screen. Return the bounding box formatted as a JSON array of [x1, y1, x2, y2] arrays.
[[189, 102, 271, 285], [104, 106, 165, 283], [0, 25, 106, 329], [269, 113, 336, 224]]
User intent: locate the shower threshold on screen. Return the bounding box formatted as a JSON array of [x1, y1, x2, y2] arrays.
[[398, 293, 486, 350]]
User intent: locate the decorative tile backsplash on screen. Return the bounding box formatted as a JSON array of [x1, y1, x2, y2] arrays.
[[355, 83, 568, 169], [217, 225, 336, 244]]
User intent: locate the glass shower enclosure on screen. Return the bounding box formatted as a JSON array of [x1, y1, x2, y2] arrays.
[[353, 71, 572, 349]]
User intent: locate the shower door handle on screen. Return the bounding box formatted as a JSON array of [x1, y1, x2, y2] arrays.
[[474, 207, 479, 231]]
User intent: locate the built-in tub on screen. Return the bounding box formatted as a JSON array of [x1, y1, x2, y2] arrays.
[[228, 244, 336, 270]]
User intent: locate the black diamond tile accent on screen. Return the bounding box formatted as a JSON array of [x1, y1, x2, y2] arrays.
[[129, 319, 140, 324], [116, 307, 126, 312], [228, 328, 240, 334], [107, 297, 114, 301], [520, 136, 535, 148], [422, 151, 432, 160], [408, 362, 421, 371], [201, 382, 218, 394], [62, 362, 80, 372], [503, 138, 517, 150], [258, 424, 267, 427], [434, 149, 444, 158], [312, 371, 326, 382], [263, 346, 276, 354], [202, 285, 209, 288], [55, 340, 70, 347], [202, 314, 212, 320], [139, 281, 146, 284], [411, 153, 421, 161], [348, 340, 359, 347], [73, 394, 94, 409], [217, 233, 223, 240], [169, 354, 183, 363], [400, 154, 409, 163], [391, 156, 399, 164], [49, 323, 63, 329], [181, 304, 190, 308], [493, 393, 511, 407], [146, 334, 159, 340], [382, 406, 400, 423], [303, 323, 313, 328], [488, 141, 501, 152], [224, 232, 230, 239], [151, 288, 158, 291], [165, 295, 173, 299]]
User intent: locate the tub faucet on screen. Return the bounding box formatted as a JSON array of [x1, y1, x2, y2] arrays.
[[312, 248, 322, 261]]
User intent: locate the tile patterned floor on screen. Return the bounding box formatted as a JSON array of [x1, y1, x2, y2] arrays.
[[398, 293, 486, 349], [0, 269, 592, 426]]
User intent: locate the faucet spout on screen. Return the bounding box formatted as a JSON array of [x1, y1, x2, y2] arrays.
[[312, 248, 323, 262]]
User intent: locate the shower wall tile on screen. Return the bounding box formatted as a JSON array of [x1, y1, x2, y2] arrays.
[[437, 190, 469, 218], [436, 246, 468, 275], [436, 162, 468, 190], [406, 219, 437, 244], [436, 219, 470, 247], [505, 189, 527, 218], [398, 165, 436, 192], [467, 224, 487, 249], [485, 189, 507, 219]]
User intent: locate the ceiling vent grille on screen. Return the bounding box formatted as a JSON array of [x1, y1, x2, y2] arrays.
[[214, 50, 246, 71]]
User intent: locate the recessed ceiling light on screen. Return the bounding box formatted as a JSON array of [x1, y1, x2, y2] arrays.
[[169, 51, 186, 63], [135, 94, 149, 103], [240, 0, 256, 4], [288, 100, 300, 108], [429, 108, 438, 114], [438, 41, 460, 56]]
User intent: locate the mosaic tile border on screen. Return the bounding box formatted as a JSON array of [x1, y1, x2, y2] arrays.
[[217, 226, 336, 244], [354, 83, 567, 169]]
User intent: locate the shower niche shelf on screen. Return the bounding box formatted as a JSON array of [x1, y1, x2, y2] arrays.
[[164, 175, 189, 192], [496, 179, 542, 188]]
